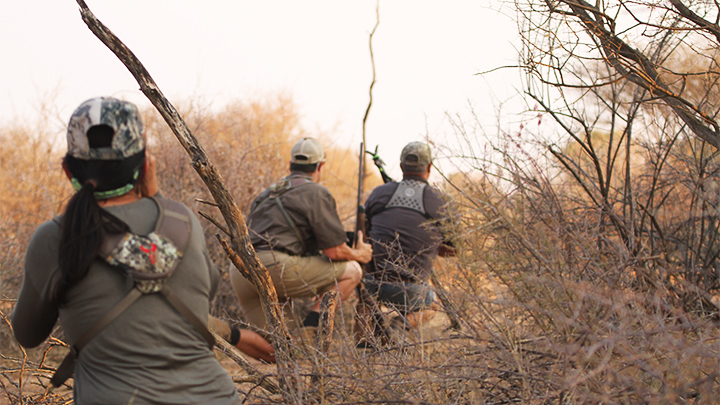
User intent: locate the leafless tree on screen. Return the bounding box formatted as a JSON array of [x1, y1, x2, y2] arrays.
[[512, 0, 720, 311], [517, 0, 720, 147]]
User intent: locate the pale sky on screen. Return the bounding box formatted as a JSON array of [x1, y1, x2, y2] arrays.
[[1, 0, 519, 179]]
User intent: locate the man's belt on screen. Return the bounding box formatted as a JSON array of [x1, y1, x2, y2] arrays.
[[254, 245, 293, 255]]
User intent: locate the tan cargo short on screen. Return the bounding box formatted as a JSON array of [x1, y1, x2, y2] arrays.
[[230, 250, 349, 332]]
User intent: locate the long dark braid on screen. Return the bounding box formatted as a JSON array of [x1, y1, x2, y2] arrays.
[[53, 181, 129, 305]]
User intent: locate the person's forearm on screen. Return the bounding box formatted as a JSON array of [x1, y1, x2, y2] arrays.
[[12, 283, 58, 348], [323, 231, 373, 263], [324, 243, 366, 263]]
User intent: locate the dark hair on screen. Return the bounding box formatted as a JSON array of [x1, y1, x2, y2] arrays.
[[289, 162, 319, 173], [401, 162, 430, 175], [51, 126, 145, 305]]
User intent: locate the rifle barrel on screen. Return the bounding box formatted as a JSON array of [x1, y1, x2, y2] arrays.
[[354, 142, 365, 246]]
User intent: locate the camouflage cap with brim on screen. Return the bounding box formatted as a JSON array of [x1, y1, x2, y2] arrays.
[[67, 97, 145, 160], [400, 141, 432, 172]]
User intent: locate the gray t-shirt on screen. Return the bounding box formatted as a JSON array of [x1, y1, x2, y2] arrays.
[[248, 172, 348, 256], [11, 197, 239, 405]]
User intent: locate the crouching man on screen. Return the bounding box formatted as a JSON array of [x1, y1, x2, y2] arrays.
[[360, 141, 455, 339], [231, 137, 372, 340]]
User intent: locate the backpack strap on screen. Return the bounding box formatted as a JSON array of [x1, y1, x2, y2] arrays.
[[274, 196, 306, 254], [51, 288, 143, 387], [97, 197, 191, 259], [251, 176, 314, 254], [151, 196, 192, 253], [160, 287, 215, 346], [150, 196, 214, 347]]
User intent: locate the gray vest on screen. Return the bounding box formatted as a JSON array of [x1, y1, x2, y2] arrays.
[[385, 179, 430, 218]]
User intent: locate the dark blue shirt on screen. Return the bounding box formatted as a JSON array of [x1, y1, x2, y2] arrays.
[[365, 175, 451, 282]]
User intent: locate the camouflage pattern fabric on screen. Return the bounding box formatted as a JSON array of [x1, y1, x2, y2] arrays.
[[106, 232, 182, 294], [400, 142, 432, 172], [67, 97, 145, 160]]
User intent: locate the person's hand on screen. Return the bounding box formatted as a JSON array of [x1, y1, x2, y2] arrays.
[[136, 152, 159, 197], [354, 231, 373, 264], [324, 231, 374, 263]]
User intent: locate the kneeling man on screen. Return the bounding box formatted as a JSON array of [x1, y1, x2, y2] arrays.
[[231, 137, 372, 338], [362, 142, 455, 332]]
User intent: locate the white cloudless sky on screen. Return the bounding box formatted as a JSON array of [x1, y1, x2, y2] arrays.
[[0, 0, 520, 179]]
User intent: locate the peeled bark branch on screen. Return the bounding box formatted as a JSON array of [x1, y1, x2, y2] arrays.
[[310, 290, 339, 398], [315, 290, 339, 354]]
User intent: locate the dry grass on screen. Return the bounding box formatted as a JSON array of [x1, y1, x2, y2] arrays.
[[2, 95, 720, 404]]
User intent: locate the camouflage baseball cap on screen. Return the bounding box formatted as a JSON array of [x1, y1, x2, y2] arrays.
[[400, 141, 432, 172], [291, 137, 325, 164], [67, 97, 145, 160]]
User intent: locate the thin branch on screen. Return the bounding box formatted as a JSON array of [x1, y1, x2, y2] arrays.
[[198, 211, 230, 236], [196, 198, 220, 207], [362, 1, 380, 149]]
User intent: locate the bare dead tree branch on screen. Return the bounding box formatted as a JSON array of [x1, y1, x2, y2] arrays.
[[310, 290, 338, 396], [210, 331, 281, 395], [315, 290, 339, 355], [361, 1, 380, 149], [669, 0, 720, 44], [195, 198, 220, 207], [563, 0, 720, 148]]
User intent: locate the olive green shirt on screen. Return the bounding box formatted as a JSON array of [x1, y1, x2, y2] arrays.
[[248, 172, 348, 256], [12, 198, 239, 405]]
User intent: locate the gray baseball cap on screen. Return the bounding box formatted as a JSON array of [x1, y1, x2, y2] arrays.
[[400, 141, 432, 172], [291, 137, 325, 164], [67, 97, 145, 160]]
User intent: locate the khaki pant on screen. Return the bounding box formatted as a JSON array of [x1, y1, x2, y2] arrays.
[[230, 250, 349, 333]]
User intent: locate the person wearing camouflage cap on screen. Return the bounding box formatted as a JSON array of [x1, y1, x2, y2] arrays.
[[230, 137, 373, 341], [11, 97, 243, 404], [358, 141, 455, 342], [398, 141, 433, 173]]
